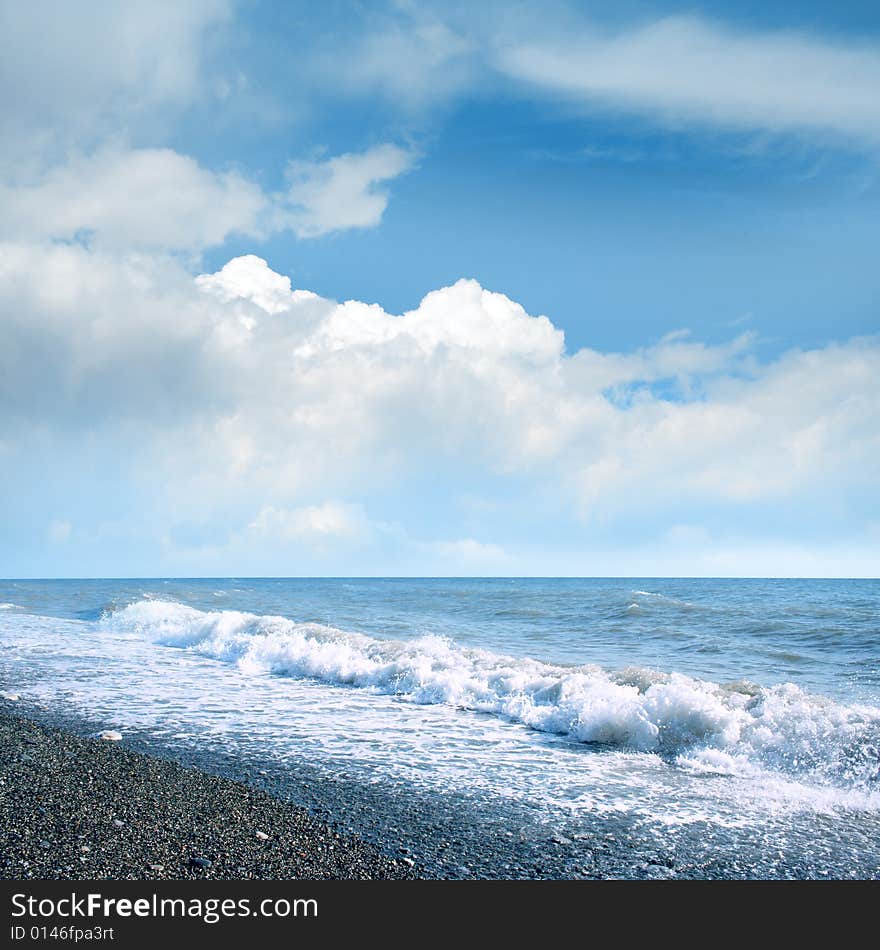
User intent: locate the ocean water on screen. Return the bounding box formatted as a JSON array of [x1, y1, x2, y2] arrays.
[[1, 577, 878, 878]]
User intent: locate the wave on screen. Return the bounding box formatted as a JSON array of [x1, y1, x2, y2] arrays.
[[102, 599, 880, 794], [0, 603, 18, 609]]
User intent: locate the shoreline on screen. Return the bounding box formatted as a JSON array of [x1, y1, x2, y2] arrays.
[[0, 697, 625, 880], [3, 696, 876, 881], [0, 708, 417, 880]]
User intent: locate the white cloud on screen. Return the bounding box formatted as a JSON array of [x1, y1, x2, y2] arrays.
[[0, 141, 415, 252], [0, 147, 267, 251], [196, 254, 318, 314], [2, 251, 876, 545], [0, 4, 417, 258], [0, 0, 232, 161], [279, 145, 418, 238], [284, 7, 880, 149], [496, 16, 880, 144], [248, 502, 368, 546], [298, 276, 562, 361], [315, 17, 479, 110]]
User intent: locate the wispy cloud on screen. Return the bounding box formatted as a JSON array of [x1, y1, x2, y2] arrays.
[[282, 6, 880, 149], [496, 15, 880, 145], [310, 16, 478, 111]]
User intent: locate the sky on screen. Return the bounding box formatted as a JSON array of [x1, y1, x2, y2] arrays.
[[0, 0, 878, 578]]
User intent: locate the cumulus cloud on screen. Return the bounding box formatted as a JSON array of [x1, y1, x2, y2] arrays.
[[278, 145, 418, 238], [1, 252, 876, 555], [196, 254, 318, 314], [496, 15, 880, 144]]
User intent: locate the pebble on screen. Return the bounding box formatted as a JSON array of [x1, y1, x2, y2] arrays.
[[1, 710, 414, 881], [98, 730, 123, 742]]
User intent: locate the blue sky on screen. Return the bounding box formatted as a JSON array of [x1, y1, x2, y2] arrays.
[[0, 0, 878, 576], [197, 0, 880, 355]]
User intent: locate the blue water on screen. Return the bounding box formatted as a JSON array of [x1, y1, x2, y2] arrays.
[[3, 577, 878, 698], [1, 577, 878, 877]]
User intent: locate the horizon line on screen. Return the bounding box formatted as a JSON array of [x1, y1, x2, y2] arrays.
[[2, 575, 877, 582]]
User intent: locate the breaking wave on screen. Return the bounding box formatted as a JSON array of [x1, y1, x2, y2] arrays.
[[103, 599, 880, 796]]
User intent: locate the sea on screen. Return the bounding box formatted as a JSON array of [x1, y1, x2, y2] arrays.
[[1, 577, 878, 878]]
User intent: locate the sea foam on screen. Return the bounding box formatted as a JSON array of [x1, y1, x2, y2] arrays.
[[103, 599, 880, 793]]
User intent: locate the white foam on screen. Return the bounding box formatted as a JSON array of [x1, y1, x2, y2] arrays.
[[103, 599, 880, 797]]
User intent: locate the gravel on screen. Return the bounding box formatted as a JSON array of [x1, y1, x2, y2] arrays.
[[0, 710, 418, 880]]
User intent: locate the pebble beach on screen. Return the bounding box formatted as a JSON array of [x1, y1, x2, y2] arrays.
[[0, 708, 416, 880]]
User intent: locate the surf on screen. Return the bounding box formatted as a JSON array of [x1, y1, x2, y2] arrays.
[[102, 598, 880, 796]]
